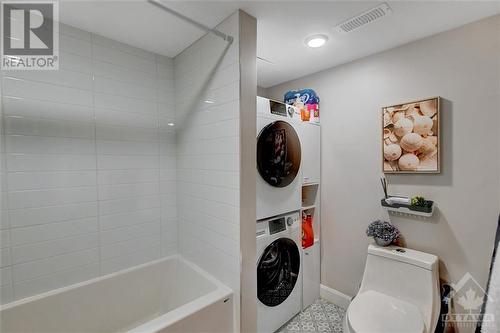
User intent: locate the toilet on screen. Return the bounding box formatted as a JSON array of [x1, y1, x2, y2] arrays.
[[344, 245, 440, 333]]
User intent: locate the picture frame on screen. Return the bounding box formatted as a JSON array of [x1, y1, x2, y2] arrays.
[[382, 97, 441, 173]]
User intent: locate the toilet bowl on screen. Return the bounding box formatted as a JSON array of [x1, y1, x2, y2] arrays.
[[344, 245, 440, 333]]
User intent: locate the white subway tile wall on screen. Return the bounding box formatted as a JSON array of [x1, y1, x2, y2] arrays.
[[174, 12, 241, 304], [0, 24, 177, 304]]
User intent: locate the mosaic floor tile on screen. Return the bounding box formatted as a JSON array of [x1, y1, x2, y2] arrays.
[[277, 298, 346, 333]]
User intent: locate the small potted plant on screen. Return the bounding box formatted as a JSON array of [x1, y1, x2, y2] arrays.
[[366, 220, 400, 246], [410, 196, 433, 213]]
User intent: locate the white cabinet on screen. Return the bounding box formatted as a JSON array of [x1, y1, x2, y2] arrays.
[[300, 123, 320, 184], [302, 241, 321, 309], [300, 122, 321, 309]]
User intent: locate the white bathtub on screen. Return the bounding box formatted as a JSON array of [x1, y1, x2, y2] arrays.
[[0, 255, 233, 333]]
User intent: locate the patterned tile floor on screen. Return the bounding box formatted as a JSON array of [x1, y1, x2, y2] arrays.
[[277, 299, 346, 333]]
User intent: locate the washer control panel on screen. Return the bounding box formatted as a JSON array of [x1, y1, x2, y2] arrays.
[[257, 211, 300, 236], [269, 217, 286, 235]]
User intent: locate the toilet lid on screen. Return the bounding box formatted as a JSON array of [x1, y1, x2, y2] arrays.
[[347, 290, 425, 333]]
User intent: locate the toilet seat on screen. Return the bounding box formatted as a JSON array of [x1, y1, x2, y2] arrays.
[[346, 290, 425, 333]]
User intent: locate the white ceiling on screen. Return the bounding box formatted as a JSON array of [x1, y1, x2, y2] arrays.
[[59, 1, 500, 88], [59, 1, 205, 57]]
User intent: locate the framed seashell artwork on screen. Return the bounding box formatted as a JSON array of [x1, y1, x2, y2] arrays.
[[382, 97, 440, 173]]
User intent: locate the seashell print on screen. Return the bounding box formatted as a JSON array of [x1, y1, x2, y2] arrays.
[[432, 118, 438, 134], [427, 135, 438, 146], [419, 154, 437, 169], [392, 111, 405, 124], [383, 112, 393, 127], [394, 118, 413, 137], [384, 161, 396, 171], [420, 99, 437, 117], [384, 144, 402, 161], [412, 115, 433, 136], [406, 104, 423, 118], [400, 133, 423, 152], [418, 137, 437, 156], [392, 105, 410, 112], [382, 97, 440, 173], [398, 153, 419, 171]]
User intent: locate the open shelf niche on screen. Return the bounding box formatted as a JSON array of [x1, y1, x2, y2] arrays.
[[302, 183, 320, 244], [301, 182, 320, 309]]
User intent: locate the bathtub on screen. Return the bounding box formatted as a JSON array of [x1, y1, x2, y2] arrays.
[[0, 255, 233, 333]]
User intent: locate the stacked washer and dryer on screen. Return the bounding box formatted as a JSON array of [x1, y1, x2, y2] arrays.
[[256, 96, 318, 333]]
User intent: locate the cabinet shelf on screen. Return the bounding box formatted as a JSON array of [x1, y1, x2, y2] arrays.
[[302, 184, 319, 208], [302, 205, 316, 210], [301, 123, 320, 185]]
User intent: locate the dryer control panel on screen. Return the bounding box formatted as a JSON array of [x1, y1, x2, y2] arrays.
[[270, 100, 298, 119], [257, 96, 300, 120]]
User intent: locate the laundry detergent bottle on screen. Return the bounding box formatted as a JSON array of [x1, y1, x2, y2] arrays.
[[293, 94, 309, 121], [302, 212, 314, 248]]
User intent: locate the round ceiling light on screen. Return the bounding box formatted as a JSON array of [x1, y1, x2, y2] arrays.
[[305, 35, 328, 48]]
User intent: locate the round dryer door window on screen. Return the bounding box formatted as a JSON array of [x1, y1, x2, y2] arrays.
[[257, 238, 300, 307], [257, 121, 301, 187]]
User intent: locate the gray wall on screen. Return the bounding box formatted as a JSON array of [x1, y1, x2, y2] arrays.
[[257, 86, 268, 98], [267, 14, 500, 305]]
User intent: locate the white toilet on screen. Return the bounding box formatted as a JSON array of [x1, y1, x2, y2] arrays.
[[344, 245, 440, 333]]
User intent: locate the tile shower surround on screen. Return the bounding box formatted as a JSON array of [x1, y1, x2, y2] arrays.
[[174, 12, 241, 310], [0, 24, 177, 303]]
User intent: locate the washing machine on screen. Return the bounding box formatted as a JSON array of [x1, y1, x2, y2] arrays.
[[257, 97, 302, 220], [257, 211, 302, 333]]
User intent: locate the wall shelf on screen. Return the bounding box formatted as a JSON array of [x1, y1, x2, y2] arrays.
[[381, 199, 434, 218], [302, 205, 316, 211]]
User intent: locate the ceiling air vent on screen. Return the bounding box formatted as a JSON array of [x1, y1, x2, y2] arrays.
[[334, 3, 392, 33]]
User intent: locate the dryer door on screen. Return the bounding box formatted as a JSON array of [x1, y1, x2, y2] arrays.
[[257, 120, 301, 188], [257, 238, 300, 307]]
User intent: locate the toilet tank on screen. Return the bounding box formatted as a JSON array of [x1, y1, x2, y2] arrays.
[[359, 245, 440, 332]]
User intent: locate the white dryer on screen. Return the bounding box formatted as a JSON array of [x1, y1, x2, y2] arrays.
[[257, 97, 302, 220], [257, 211, 302, 333]]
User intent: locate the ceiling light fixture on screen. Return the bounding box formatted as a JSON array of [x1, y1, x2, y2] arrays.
[[204, 99, 215, 104], [167, 122, 175, 126], [305, 35, 328, 48]]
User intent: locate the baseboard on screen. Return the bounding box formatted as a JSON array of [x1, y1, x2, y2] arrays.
[[320, 284, 352, 309]]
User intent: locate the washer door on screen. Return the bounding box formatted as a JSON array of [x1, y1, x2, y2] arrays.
[[257, 238, 300, 307], [257, 121, 301, 188]]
